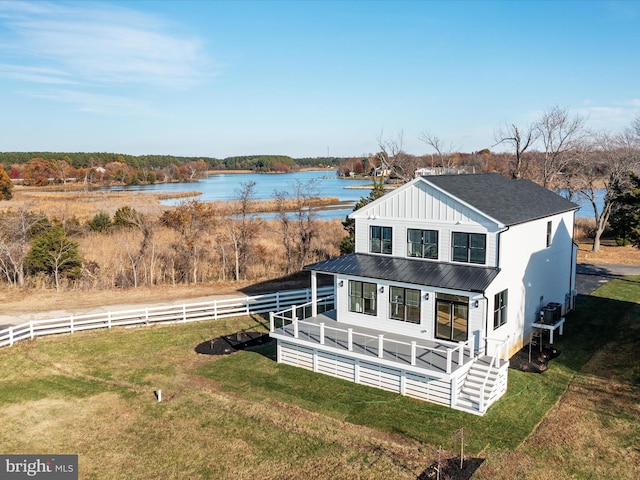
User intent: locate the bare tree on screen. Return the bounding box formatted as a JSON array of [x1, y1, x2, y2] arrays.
[[493, 123, 537, 178], [419, 131, 459, 171], [160, 200, 215, 284], [375, 130, 419, 182], [222, 182, 262, 281], [575, 130, 640, 251], [115, 206, 157, 286], [0, 206, 47, 286], [274, 179, 320, 274], [534, 106, 586, 188]]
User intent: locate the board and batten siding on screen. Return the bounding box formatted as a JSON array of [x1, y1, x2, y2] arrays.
[[352, 181, 502, 267], [278, 341, 453, 407]]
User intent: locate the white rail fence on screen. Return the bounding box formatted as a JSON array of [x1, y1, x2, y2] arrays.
[[0, 286, 333, 349]]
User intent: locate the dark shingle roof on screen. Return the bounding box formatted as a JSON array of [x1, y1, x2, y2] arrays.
[[424, 173, 579, 226], [305, 253, 500, 293]]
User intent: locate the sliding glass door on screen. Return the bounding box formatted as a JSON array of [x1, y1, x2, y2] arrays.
[[435, 293, 469, 342]]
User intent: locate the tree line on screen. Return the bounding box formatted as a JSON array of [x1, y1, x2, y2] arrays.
[[0, 152, 340, 186]]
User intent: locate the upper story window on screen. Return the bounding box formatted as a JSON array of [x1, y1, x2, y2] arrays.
[[348, 280, 377, 315], [407, 229, 438, 259], [452, 232, 486, 264], [546, 221, 552, 247], [493, 289, 508, 329], [370, 226, 392, 254], [389, 286, 421, 324]]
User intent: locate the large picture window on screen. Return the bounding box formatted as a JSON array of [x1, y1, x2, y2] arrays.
[[390, 286, 421, 324], [407, 229, 438, 259], [452, 232, 486, 264], [370, 226, 392, 254], [493, 290, 508, 329], [348, 280, 377, 315]]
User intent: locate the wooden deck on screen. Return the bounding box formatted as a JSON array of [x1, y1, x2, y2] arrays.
[[270, 310, 476, 375]]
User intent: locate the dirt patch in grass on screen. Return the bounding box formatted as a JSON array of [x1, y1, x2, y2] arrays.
[[508, 343, 561, 374], [418, 456, 484, 480], [195, 330, 273, 355]]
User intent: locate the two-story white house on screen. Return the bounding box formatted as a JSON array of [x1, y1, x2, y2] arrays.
[[269, 173, 579, 414]]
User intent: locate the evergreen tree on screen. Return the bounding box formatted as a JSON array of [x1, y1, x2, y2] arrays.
[[340, 175, 386, 254], [610, 173, 640, 248], [26, 224, 82, 291]]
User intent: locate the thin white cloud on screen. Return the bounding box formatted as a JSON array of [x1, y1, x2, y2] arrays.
[[0, 64, 77, 85], [0, 1, 213, 104], [577, 102, 640, 130], [22, 88, 157, 116]]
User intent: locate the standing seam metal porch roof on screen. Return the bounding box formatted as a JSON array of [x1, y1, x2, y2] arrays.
[[304, 253, 500, 293]]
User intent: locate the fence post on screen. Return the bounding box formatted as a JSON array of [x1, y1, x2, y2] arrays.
[[70, 314, 74, 334], [378, 334, 384, 358], [411, 341, 417, 366], [145, 308, 149, 326], [30, 321, 34, 340], [319, 323, 325, 345], [276, 291, 281, 312], [269, 312, 275, 333], [446, 349, 452, 374], [458, 341, 464, 364], [347, 328, 353, 351], [213, 299, 218, 320], [182, 305, 187, 323], [9, 326, 13, 346], [107, 311, 112, 329]]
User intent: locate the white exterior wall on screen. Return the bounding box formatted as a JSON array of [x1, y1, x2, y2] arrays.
[[485, 211, 575, 355]]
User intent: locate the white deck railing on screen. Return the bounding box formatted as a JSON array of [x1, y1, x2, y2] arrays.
[[0, 286, 333, 349], [479, 335, 510, 413], [270, 299, 474, 374]]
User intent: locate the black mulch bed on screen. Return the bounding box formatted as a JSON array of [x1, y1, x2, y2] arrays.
[[417, 457, 484, 480], [508, 342, 561, 374], [195, 331, 273, 356]]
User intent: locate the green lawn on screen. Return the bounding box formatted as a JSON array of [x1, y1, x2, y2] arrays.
[[0, 276, 638, 479]]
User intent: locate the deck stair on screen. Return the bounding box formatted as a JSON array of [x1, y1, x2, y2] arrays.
[[456, 355, 508, 414]]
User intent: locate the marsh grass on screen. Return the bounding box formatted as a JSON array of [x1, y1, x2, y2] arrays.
[[1, 278, 638, 479]]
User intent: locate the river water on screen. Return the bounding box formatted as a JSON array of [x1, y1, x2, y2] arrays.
[[114, 170, 601, 220], [115, 170, 374, 220]]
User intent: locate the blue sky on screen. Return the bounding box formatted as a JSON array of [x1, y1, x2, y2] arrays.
[[0, 0, 638, 158]]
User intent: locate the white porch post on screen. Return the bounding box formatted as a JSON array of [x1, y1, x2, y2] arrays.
[[311, 271, 318, 318]]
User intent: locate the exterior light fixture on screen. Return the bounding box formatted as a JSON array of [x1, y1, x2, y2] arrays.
[[424, 293, 429, 300], [379, 286, 384, 293], [473, 300, 479, 308], [339, 280, 344, 287]]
